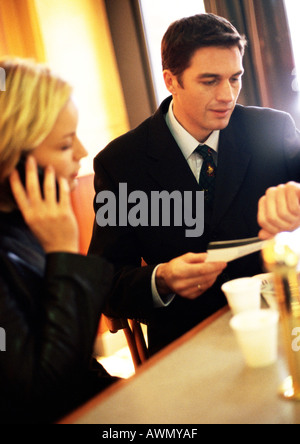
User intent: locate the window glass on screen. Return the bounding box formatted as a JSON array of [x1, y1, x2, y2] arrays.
[[139, 0, 205, 104], [284, 0, 300, 94]]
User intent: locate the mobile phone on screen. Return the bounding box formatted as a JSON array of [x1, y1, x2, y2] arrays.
[[16, 155, 59, 199]]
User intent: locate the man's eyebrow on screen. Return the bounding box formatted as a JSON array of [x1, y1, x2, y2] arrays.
[[198, 73, 219, 78], [198, 70, 244, 79], [233, 70, 244, 77], [197, 73, 219, 80]]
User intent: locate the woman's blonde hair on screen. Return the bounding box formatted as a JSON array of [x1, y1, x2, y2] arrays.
[[0, 57, 73, 183]]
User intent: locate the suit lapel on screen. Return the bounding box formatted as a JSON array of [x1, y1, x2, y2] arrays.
[[145, 99, 199, 193], [211, 110, 252, 230]]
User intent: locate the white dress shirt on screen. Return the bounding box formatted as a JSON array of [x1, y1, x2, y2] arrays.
[[152, 100, 220, 307], [166, 99, 219, 180]]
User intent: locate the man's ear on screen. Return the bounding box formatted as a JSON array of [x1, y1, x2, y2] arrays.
[[163, 70, 178, 95]]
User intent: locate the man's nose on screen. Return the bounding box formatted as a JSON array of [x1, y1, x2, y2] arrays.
[[216, 81, 235, 103]]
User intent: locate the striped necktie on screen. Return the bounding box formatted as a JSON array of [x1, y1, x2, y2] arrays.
[[195, 145, 217, 205]]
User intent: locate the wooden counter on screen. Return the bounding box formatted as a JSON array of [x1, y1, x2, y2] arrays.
[[61, 307, 300, 424]]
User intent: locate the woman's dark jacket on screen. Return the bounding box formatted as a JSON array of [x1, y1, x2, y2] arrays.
[[0, 210, 115, 424]]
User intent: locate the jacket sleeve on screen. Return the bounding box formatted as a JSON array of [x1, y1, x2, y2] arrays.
[[0, 253, 113, 399], [282, 111, 300, 180], [88, 157, 157, 323]]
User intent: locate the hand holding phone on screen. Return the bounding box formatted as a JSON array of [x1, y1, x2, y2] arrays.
[[9, 156, 79, 253], [15, 154, 59, 199]]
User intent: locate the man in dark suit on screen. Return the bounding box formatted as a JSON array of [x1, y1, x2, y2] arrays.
[[89, 13, 300, 355]]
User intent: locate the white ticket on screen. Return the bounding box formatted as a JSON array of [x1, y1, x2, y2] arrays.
[[206, 237, 268, 263]]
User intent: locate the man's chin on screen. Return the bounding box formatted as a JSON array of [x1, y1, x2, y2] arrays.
[[212, 116, 232, 131]]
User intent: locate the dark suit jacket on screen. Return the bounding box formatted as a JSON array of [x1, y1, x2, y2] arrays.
[[89, 96, 300, 355]]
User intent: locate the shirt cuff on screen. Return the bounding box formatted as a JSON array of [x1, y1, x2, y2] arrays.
[[151, 264, 175, 308]]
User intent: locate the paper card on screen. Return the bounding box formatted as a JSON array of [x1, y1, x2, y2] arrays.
[[206, 237, 268, 263]]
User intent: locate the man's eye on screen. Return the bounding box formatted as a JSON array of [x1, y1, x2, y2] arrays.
[[202, 80, 217, 86], [231, 77, 241, 83]]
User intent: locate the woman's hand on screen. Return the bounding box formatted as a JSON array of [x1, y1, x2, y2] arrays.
[[9, 155, 79, 253]]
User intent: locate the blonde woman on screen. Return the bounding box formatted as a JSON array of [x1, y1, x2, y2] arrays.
[[0, 58, 116, 424]]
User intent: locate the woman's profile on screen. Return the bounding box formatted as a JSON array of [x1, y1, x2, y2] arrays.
[[0, 57, 117, 424]]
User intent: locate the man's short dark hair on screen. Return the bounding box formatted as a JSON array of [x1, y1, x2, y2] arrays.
[[161, 13, 247, 83]]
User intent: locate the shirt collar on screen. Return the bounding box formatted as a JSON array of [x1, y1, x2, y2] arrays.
[[165, 99, 220, 161]]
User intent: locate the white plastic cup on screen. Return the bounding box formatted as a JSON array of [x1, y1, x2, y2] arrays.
[[230, 309, 279, 368], [221, 277, 261, 315]]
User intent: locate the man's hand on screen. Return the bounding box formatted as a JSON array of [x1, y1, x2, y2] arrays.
[[258, 182, 300, 239], [155, 252, 227, 300]]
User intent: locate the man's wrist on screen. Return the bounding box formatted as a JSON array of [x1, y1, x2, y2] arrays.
[[155, 263, 171, 296]]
